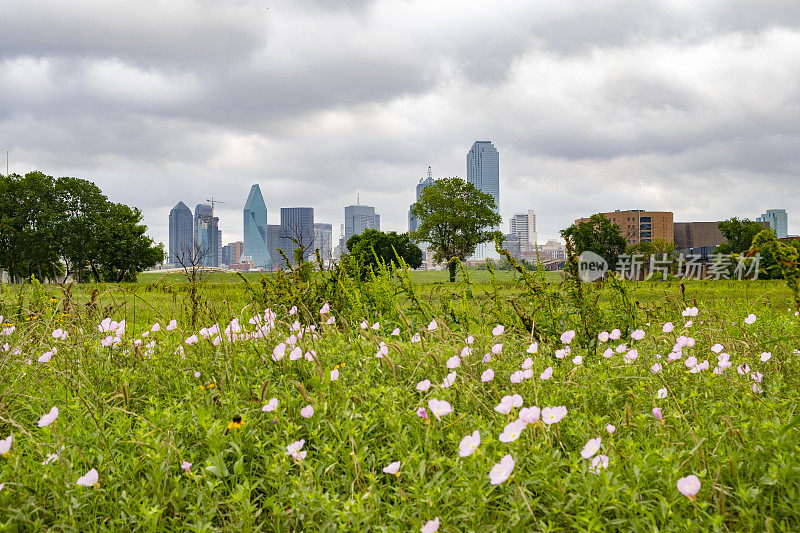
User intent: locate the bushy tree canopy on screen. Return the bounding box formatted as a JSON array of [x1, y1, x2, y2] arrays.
[[715, 217, 770, 255], [561, 214, 627, 270], [346, 229, 423, 276], [0, 171, 163, 282]]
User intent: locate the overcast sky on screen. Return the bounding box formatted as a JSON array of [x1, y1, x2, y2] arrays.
[[2, 0, 799, 245]]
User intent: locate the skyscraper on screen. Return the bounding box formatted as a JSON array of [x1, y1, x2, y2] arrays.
[[409, 166, 435, 232], [314, 223, 333, 261], [280, 207, 315, 264], [243, 184, 271, 267], [467, 141, 500, 259], [194, 204, 219, 267], [168, 201, 193, 264], [756, 209, 788, 238], [509, 210, 537, 252], [342, 204, 380, 253]]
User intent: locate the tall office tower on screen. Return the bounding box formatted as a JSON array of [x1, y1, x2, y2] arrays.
[[509, 210, 537, 252], [222, 241, 244, 267], [756, 209, 788, 238], [280, 207, 315, 264], [467, 140, 500, 259], [343, 204, 380, 253], [194, 204, 219, 267], [409, 166, 435, 232], [267, 224, 283, 267], [168, 201, 193, 264], [243, 184, 271, 267], [314, 223, 333, 261]]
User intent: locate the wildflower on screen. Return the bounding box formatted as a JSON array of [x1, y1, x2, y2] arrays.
[[391, 328, 400, 336], [360, 320, 368, 330], [416, 379, 431, 392], [685, 356, 698, 369], [752, 383, 763, 393], [263, 398, 278, 412], [760, 352, 772, 362], [609, 329, 621, 340], [51, 328, 67, 340], [411, 333, 421, 343], [657, 388, 668, 399], [193, 371, 201, 378], [682, 307, 699, 317], [38, 407, 59, 428], [181, 461, 192, 473], [615, 344, 627, 354], [101, 336, 115, 347], [0, 434, 12, 456], [631, 329, 645, 341], [499, 420, 526, 442], [684, 320, 693, 328], [226, 415, 244, 430], [598, 331, 609, 342], [519, 406, 540, 424], [417, 407, 429, 420], [482, 353, 492, 363], [651, 363, 662, 374], [185, 335, 199, 346], [76, 468, 99, 487], [540, 367, 553, 380], [446, 355, 461, 369], [459, 430, 481, 457], [289, 346, 303, 361], [541, 406, 567, 424], [676, 474, 701, 499], [320, 303, 330, 315], [737, 364, 750, 375], [491, 343, 503, 355], [744, 314, 756, 325], [289, 306, 297, 315], [167, 320, 177, 331], [43, 448, 62, 465], [580, 437, 602, 459], [286, 439, 306, 461], [555, 348, 568, 359], [460, 346, 473, 357], [272, 343, 286, 361], [326, 316, 336, 325], [481, 369, 495, 382], [38, 350, 54, 363], [662, 322, 674, 333], [421, 517, 440, 533], [441, 371, 457, 388], [602, 348, 614, 358], [330, 368, 339, 381], [652, 407, 663, 421], [371, 322, 380, 331], [383, 461, 401, 475], [750, 371, 763, 383], [561, 330, 576, 344], [711, 343, 723, 353], [605, 424, 615, 434], [489, 454, 515, 485], [590, 454, 609, 473], [427, 320, 437, 331], [572, 355, 583, 365], [492, 324, 505, 336], [428, 399, 453, 420], [300, 405, 314, 419]]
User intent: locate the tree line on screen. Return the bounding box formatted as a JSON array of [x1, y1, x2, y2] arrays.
[[0, 171, 163, 283]]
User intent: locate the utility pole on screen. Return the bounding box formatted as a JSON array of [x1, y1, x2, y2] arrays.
[[206, 197, 225, 267]]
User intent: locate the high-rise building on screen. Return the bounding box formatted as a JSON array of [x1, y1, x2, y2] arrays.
[[267, 224, 283, 267], [409, 166, 435, 232], [314, 223, 333, 261], [242, 184, 271, 268], [342, 204, 380, 253], [509, 210, 537, 252], [222, 241, 244, 267], [280, 207, 315, 264], [756, 209, 788, 238], [168, 201, 193, 264], [575, 210, 674, 247], [194, 204, 219, 267], [467, 141, 500, 259]]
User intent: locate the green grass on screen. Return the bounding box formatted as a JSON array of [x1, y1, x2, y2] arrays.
[[0, 275, 799, 531]]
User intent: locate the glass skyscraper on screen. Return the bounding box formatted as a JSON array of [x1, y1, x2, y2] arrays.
[[467, 140, 500, 258], [168, 201, 193, 264], [243, 184, 271, 268], [409, 166, 435, 232], [756, 209, 788, 239], [280, 207, 315, 264], [341, 204, 380, 253], [194, 203, 219, 267]]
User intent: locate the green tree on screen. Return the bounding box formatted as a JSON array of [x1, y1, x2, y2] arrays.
[[409, 177, 501, 282], [715, 218, 767, 255], [96, 203, 164, 282], [346, 229, 423, 277], [561, 214, 627, 271], [54, 177, 109, 282]]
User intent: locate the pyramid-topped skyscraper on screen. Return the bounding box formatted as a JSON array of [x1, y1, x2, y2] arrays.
[[243, 184, 271, 267]]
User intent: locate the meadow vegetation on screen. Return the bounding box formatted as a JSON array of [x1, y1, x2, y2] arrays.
[[0, 265, 799, 531]]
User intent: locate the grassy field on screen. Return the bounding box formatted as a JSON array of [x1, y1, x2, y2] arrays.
[[0, 271, 799, 531]]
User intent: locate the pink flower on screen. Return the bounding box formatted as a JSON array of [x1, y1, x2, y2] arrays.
[[326, 316, 336, 325], [737, 364, 751, 375], [38, 350, 54, 363], [459, 430, 481, 457], [0, 434, 13, 455], [166, 320, 177, 331], [605, 424, 615, 434], [685, 356, 698, 369], [411, 333, 421, 343], [572, 355, 583, 365], [590, 454, 609, 473], [676, 474, 701, 499], [101, 336, 115, 347], [760, 352, 772, 362], [446, 355, 461, 369], [631, 329, 645, 340], [289, 306, 297, 315], [417, 407, 429, 420], [580, 437, 602, 459], [744, 314, 756, 324], [499, 420, 526, 442], [662, 322, 674, 333], [598, 331, 609, 342], [491, 343, 503, 355], [492, 324, 505, 336], [37, 407, 59, 428], [682, 307, 699, 317], [541, 406, 567, 424], [510, 370, 524, 383], [300, 405, 314, 419], [371, 322, 380, 330], [518, 406, 540, 424], [561, 330, 576, 344], [711, 343, 723, 353], [609, 329, 621, 340], [521, 358, 534, 370], [602, 348, 614, 358], [652, 407, 663, 421], [657, 388, 668, 399], [360, 320, 368, 330], [51, 328, 67, 340], [319, 303, 330, 315], [76, 468, 99, 487], [391, 328, 400, 336], [272, 343, 286, 361], [650, 363, 662, 374], [441, 371, 457, 388], [460, 346, 473, 357], [416, 379, 431, 392], [428, 399, 452, 420], [540, 366, 553, 380], [330, 369, 339, 381], [482, 353, 492, 363], [489, 454, 515, 485], [286, 439, 306, 461], [421, 517, 440, 533], [526, 342, 538, 353], [383, 461, 400, 475], [181, 461, 192, 473], [262, 398, 278, 412], [289, 346, 303, 361], [466, 335, 474, 344], [427, 320, 437, 331], [481, 369, 495, 382]]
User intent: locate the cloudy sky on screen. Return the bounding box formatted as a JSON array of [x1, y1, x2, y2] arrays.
[[2, 0, 799, 245]]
